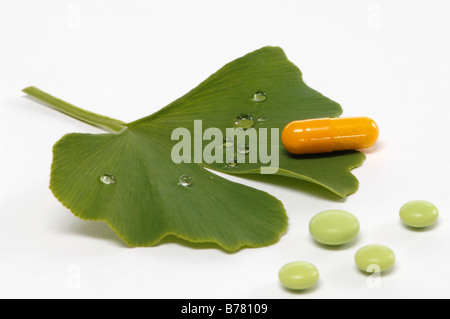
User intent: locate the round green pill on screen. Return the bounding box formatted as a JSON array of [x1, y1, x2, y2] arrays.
[[278, 261, 319, 290], [399, 200, 439, 228], [355, 244, 395, 273], [309, 210, 360, 245]]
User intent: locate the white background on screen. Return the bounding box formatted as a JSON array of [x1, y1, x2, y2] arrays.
[[1, 0, 449, 299]]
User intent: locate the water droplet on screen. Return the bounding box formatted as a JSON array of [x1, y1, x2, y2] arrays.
[[237, 143, 250, 155], [226, 157, 238, 168], [100, 173, 116, 185], [223, 137, 234, 148], [257, 116, 268, 122], [253, 90, 266, 102], [234, 113, 254, 129], [179, 174, 192, 187]]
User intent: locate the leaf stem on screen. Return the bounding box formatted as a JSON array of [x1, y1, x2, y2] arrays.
[[22, 86, 127, 132]]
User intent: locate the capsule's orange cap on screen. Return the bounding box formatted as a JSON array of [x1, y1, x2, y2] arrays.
[[281, 117, 379, 155]]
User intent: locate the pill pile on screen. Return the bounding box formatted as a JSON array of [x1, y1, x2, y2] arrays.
[[279, 200, 439, 291]]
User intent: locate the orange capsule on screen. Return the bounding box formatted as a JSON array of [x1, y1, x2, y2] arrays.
[[281, 117, 379, 155]]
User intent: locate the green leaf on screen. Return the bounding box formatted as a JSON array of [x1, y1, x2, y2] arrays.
[[49, 130, 287, 250], [23, 46, 365, 251]]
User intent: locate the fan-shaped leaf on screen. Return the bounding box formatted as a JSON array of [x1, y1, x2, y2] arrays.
[[23, 46, 365, 250]]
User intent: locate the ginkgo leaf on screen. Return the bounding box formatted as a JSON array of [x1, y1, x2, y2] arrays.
[[23, 46, 365, 251], [49, 129, 287, 250]]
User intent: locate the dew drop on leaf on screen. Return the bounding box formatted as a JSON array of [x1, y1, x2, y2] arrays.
[[253, 90, 267, 102], [100, 173, 116, 185], [226, 157, 238, 168], [179, 174, 192, 187], [234, 113, 254, 129], [257, 116, 267, 122], [223, 137, 234, 148], [237, 143, 250, 155]]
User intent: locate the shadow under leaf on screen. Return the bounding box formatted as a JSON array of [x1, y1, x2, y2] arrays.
[[233, 173, 345, 202]]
